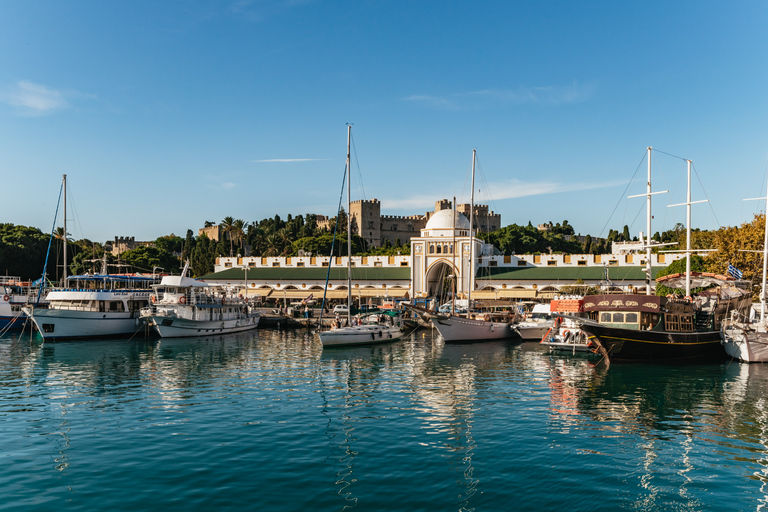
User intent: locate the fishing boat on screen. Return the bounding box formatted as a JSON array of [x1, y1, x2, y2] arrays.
[[422, 150, 518, 343], [318, 126, 403, 347], [141, 262, 259, 337], [22, 273, 156, 340], [579, 150, 751, 363], [721, 179, 768, 362]]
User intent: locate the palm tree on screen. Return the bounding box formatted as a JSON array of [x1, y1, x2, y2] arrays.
[[233, 219, 246, 255], [221, 216, 235, 256]]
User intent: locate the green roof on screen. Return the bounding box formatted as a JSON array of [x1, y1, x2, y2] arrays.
[[476, 266, 663, 281], [200, 267, 411, 281]]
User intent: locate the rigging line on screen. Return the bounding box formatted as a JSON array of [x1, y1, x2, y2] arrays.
[[38, 179, 64, 302], [349, 131, 366, 202], [318, 164, 348, 327], [474, 154, 498, 217], [66, 180, 84, 241], [690, 162, 721, 228], [651, 148, 689, 162], [598, 150, 647, 239]]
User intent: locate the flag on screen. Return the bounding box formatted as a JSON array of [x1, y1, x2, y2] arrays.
[[728, 264, 743, 279]]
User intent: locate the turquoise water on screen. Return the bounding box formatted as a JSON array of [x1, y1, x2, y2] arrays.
[[2, 329, 767, 511]]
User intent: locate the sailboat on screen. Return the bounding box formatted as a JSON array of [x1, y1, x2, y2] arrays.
[[721, 179, 768, 362], [318, 126, 404, 347], [423, 150, 517, 343], [579, 148, 752, 363]]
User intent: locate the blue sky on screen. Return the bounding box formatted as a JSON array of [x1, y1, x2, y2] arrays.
[[2, 0, 768, 244]]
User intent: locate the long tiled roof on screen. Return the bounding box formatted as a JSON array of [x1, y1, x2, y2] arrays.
[[476, 266, 662, 281], [200, 267, 411, 281]]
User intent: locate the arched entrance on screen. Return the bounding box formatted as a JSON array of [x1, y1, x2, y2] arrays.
[[424, 261, 458, 302]]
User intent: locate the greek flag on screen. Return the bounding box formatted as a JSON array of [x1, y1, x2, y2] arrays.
[[728, 264, 743, 279]]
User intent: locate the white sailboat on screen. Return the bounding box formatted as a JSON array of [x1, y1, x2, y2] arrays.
[[721, 179, 768, 362], [319, 126, 403, 347], [427, 150, 517, 342]]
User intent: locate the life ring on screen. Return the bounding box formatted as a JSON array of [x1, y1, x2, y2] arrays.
[[221, 297, 225, 305], [2, 295, 8, 302], [562, 329, 570, 341], [179, 296, 186, 304], [684, 296, 692, 302], [151, 295, 156, 303]]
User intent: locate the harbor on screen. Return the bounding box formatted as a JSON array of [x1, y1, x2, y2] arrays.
[[2, 327, 768, 511]]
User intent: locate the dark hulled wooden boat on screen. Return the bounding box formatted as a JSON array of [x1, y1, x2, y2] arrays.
[[579, 286, 751, 363]]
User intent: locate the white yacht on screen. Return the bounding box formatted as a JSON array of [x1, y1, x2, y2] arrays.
[[22, 274, 155, 340], [540, 297, 593, 354], [141, 264, 259, 338]]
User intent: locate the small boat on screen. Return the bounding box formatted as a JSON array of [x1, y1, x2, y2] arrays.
[[515, 303, 554, 340], [22, 273, 157, 340], [540, 296, 593, 354], [721, 179, 768, 362], [318, 126, 402, 347], [141, 262, 259, 338]]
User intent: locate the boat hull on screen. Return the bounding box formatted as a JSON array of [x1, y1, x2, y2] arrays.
[[22, 307, 145, 340], [516, 323, 553, 341], [580, 323, 727, 363], [146, 314, 260, 338], [721, 326, 768, 363], [320, 325, 402, 347], [431, 315, 516, 343]]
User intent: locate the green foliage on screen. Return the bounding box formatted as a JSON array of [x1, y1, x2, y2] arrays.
[[0, 224, 50, 280], [154, 235, 184, 255], [120, 246, 181, 275], [478, 223, 583, 255]]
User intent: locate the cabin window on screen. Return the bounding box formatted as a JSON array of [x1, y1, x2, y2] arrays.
[[612, 313, 625, 323], [625, 313, 638, 323], [665, 314, 680, 331], [109, 301, 125, 312], [680, 315, 694, 332], [600, 312, 612, 323]]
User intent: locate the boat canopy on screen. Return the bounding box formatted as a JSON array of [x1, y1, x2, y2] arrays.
[[655, 272, 735, 289], [159, 275, 209, 288]]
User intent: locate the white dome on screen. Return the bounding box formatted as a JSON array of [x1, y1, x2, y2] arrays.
[[425, 209, 470, 230]]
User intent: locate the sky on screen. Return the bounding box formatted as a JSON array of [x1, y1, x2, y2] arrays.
[[2, 0, 768, 244]]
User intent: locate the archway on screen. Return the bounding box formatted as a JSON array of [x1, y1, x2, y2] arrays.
[[424, 260, 458, 303]]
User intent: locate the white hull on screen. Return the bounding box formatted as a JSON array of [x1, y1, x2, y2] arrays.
[[431, 314, 515, 342], [147, 314, 260, 338], [516, 322, 553, 341], [320, 324, 402, 346], [23, 307, 144, 339], [722, 326, 768, 363]]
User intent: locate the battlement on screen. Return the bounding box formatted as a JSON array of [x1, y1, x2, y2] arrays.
[[350, 198, 380, 205]]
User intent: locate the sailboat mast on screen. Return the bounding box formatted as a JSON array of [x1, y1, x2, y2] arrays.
[[63, 174, 67, 284], [468, 149, 476, 304], [452, 196, 456, 316], [762, 178, 768, 325], [346, 124, 352, 324]]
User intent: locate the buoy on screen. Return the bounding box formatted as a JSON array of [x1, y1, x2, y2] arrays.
[[179, 296, 186, 304]]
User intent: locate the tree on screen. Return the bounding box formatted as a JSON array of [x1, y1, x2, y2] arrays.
[[221, 216, 235, 256], [121, 246, 181, 275]]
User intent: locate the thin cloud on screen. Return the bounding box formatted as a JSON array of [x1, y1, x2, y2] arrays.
[[383, 178, 622, 210], [3, 81, 68, 115], [251, 158, 326, 163], [404, 82, 595, 110]]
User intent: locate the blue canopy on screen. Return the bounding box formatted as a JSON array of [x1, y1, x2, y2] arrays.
[[67, 274, 157, 283]]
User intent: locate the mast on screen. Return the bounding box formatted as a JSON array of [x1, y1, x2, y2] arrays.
[[629, 148, 667, 295], [645, 148, 652, 296], [346, 124, 352, 325], [63, 174, 67, 284], [468, 149, 476, 304], [452, 196, 456, 316], [668, 159, 708, 297], [762, 179, 768, 325]]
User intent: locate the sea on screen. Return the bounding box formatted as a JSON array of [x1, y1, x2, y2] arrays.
[[1, 327, 767, 512]]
